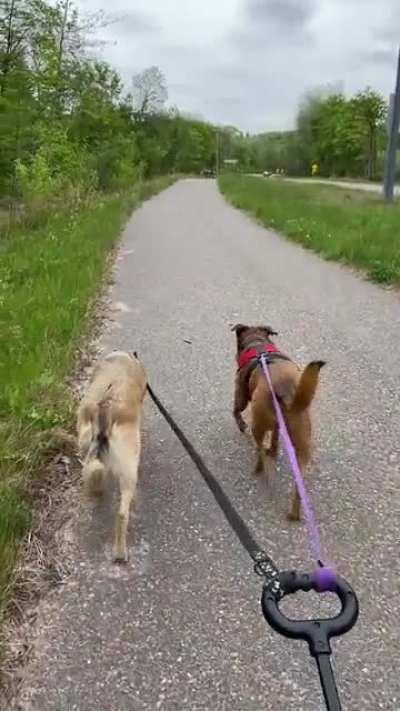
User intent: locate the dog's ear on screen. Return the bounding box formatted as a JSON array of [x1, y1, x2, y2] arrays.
[[231, 323, 248, 335]]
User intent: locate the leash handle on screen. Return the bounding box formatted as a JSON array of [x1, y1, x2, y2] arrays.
[[262, 571, 359, 655], [261, 571, 359, 711], [316, 655, 341, 711]]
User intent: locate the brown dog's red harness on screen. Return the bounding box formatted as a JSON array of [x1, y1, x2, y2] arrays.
[[237, 343, 280, 370]]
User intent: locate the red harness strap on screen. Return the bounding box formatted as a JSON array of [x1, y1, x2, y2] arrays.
[[237, 343, 280, 370]]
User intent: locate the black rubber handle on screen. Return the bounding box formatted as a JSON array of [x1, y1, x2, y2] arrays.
[[261, 570, 359, 657]]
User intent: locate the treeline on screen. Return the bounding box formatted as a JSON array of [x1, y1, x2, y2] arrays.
[[222, 88, 390, 180], [295, 87, 388, 178], [0, 0, 217, 218], [1, 0, 392, 219]]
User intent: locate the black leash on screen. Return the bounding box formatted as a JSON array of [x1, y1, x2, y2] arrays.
[[146, 381, 359, 711], [147, 382, 281, 593]]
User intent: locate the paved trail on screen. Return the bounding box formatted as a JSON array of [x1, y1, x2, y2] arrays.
[[18, 180, 399, 710]]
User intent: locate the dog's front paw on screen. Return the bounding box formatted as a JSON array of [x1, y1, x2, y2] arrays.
[[113, 549, 129, 564]]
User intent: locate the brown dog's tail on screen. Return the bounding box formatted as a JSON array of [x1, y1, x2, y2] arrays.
[[290, 361, 326, 412]]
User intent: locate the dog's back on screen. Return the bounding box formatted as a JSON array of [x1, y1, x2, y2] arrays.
[[82, 350, 146, 409], [250, 359, 324, 414], [77, 351, 147, 562]]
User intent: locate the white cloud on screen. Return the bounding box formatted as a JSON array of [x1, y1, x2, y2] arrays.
[[76, 0, 399, 132]]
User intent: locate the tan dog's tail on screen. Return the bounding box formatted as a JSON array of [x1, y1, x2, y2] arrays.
[[290, 361, 325, 412], [82, 399, 111, 496]]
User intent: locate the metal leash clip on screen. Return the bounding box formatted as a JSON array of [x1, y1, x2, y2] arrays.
[[261, 570, 359, 711], [253, 550, 282, 598]]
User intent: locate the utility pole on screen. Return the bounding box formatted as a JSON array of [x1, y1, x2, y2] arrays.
[[383, 48, 400, 202]]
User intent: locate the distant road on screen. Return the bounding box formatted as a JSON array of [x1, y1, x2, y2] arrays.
[[286, 176, 400, 195], [248, 174, 400, 196]]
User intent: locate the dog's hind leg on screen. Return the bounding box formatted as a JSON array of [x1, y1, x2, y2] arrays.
[[113, 483, 135, 563], [286, 424, 311, 522], [263, 423, 279, 486], [252, 420, 269, 478], [266, 423, 279, 459], [111, 439, 139, 563], [83, 457, 106, 497]]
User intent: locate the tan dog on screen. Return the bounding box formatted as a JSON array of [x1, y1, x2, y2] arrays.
[[232, 324, 325, 521], [77, 351, 147, 562]]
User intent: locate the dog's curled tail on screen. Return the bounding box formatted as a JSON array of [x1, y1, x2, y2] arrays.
[[291, 360, 326, 413], [82, 399, 110, 496]]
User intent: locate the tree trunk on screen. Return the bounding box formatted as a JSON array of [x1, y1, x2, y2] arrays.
[[366, 125, 376, 180], [55, 0, 70, 113], [1, 0, 17, 94]]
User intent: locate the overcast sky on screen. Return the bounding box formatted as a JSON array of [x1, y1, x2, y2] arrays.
[[77, 0, 400, 133]]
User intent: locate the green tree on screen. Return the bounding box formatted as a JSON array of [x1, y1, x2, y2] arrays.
[[294, 87, 388, 178], [0, 0, 36, 195], [350, 89, 387, 179], [0, 0, 247, 211]]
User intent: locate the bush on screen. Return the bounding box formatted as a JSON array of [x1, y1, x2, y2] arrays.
[[15, 127, 98, 217], [94, 135, 143, 192]]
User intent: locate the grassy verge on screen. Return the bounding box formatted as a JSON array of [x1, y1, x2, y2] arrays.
[[0, 176, 175, 625], [219, 174, 400, 285]]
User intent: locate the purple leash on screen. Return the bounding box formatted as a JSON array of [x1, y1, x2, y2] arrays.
[[260, 353, 336, 592], [259, 354, 359, 710]]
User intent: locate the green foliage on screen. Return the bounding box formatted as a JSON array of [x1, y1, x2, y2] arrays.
[[15, 125, 97, 213], [172, 119, 214, 173], [0, 1, 217, 217], [295, 87, 387, 178], [220, 175, 400, 285], [350, 89, 388, 179], [220, 88, 389, 181]]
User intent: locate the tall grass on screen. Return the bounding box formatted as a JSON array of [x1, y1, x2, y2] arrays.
[[0, 177, 175, 623], [219, 175, 400, 285]]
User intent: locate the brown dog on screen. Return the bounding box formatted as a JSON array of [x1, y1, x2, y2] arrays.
[[232, 324, 325, 521], [77, 351, 147, 562]]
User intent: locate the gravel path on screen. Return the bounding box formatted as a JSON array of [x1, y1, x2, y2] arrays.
[[18, 179, 399, 710], [285, 177, 400, 195], [252, 174, 399, 196]]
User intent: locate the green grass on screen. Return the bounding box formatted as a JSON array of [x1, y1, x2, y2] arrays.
[[0, 176, 175, 624], [219, 175, 400, 285]]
